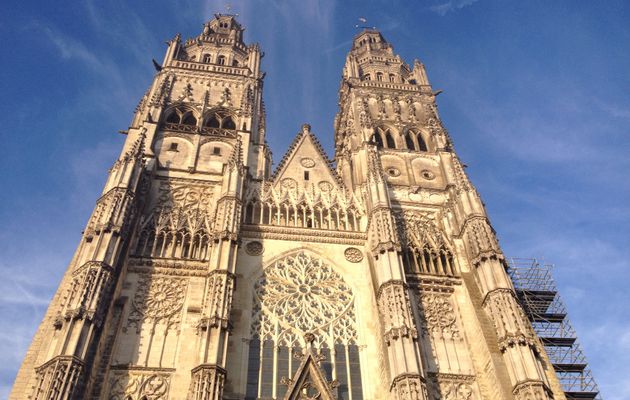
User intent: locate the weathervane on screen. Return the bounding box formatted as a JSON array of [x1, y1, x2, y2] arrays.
[[355, 17, 376, 30]]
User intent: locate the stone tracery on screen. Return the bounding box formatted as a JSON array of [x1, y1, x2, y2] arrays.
[[247, 251, 363, 399], [134, 182, 215, 260], [243, 181, 364, 232], [251, 251, 356, 346], [396, 211, 457, 277]]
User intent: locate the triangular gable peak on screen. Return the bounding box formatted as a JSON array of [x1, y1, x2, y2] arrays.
[[282, 348, 337, 400], [273, 124, 343, 193]]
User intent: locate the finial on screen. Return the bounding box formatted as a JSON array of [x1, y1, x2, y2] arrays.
[[301, 123, 311, 134]]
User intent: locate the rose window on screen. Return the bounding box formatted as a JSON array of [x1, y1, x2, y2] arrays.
[[247, 251, 363, 400], [253, 252, 353, 337]]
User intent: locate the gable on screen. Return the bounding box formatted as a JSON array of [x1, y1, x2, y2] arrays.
[[273, 124, 341, 192], [283, 351, 336, 400]]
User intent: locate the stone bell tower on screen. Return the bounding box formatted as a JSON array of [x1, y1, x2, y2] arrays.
[[11, 13, 267, 400], [333, 29, 566, 399], [12, 15, 576, 400]]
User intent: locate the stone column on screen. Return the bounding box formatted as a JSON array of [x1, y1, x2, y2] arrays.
[[31, 133, 146, 400], [188, 141, 244, 399], [464, 217, 553, 400], [365, 146, 429, 400]]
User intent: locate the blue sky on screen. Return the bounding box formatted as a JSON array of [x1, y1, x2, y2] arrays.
[[1, 0, 628, 398]]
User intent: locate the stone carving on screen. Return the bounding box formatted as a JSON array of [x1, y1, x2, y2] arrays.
[[318, 181, 333, 192], [300, 157, 316, 168], [156, 181, 214, 211], [34, 356, 83, 400], [512, 381, 550, 400], [406, 97, 417, 122], [344, 247, 364, 263], [198, 271, 235, 331], [245, 241, 264, 255], [421, 169, 436, 180], [57, 261, 113, 328], [429, 373, 475, 400], [391, 374, 428, 400], [128, 276, 187, 332], [244, 179, 364, 232], [395, 211, 442, 248], [463, 217, 501, 264], [108, 370, 170, 400], [188, 365, 226, 400], [451, 155, 472, 192], [393, 97, 402, 118], [483, 289, 536, 351], [377, 280, 418, 344], [135, 181, 216, 259], [220, 87, 232, 105], [281, 177, 298, 192], [420, 293, 459, 339], [387, 167, 401, 177], [368, 207, 401, 254], [377, 95, 387, 118], [178, 83, 194, 102], [251, 252, 357, 347]]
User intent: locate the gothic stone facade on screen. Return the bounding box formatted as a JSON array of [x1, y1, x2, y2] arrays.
[[11, 15, 567, 400]]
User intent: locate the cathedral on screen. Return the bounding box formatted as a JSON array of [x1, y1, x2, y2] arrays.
[[11, 14, 571, 400]]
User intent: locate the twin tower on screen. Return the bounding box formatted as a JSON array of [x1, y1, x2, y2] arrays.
[[12, 14, 568, 400]]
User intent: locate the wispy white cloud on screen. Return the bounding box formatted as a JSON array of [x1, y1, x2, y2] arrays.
[[33, 22, 111, 73], [430, 0, 480, 16], [84, 0, 158, 65]]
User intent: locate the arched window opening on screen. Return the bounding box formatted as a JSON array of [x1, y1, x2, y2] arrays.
[[404, 132, 416, 151], [202, 54, 211, 63], [222, 116, 236, 130], [389, 74, 396, 82], [416, 132, 428, 151], [166, 111, 180, 124], [376, 72, 384, 81], [232, 59, 239, 67], [385, 130, 395, 149], [364, 74, 371, 81], [181, 112, 197, 126], [204, 115, 220, 128], [204, 109, 237, 131], [217, 55, 226, 65], [372, 131, 384, 148]]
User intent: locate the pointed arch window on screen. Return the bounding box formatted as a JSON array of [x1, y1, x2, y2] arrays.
[[181, 112, 197, 126], [222, 116, 236, 130], [385, 130, 395, 148], [399, 214, 457, 276], [372, 131, 384, 148], [374, 126, 396, 149], [205, 115, 220, 128], [203, 109, 237, 130], [166, 112, 180, 124], [404, 132, 416, 151], [415, 131, 428, 152], [164, 107, 197, 127]]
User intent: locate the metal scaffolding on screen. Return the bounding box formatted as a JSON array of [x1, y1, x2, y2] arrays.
[[507, 258, 601, 400]]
